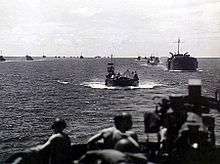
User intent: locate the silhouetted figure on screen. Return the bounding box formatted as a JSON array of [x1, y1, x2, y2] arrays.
[[133, 71, 139, 81], [169, 122, 210, 164], [87, 113, 138, 149], [30, 118, 72, 164], [144, 112, 161, 133], [115, 73, 121, 79]]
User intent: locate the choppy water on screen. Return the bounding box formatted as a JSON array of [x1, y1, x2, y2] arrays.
[[0, 57, 220, 161]]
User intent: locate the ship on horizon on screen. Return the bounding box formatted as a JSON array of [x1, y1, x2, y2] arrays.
[[26, 55, 33, 61], [0, 50, 6, 61], [167, 38, 198, 71]]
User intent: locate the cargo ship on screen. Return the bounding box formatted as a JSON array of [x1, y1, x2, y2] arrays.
[[167, 38, 198, 71]]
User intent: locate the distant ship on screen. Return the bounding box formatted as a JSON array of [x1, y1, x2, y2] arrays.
[[105, 55, 139, 87], [26, 55, 33, 60], [0, 56, 6, 61], [0, 50, 6, 61], [94, 56, 101, 59], [80, 52, 84, 59], [42, 52, 46, 58], [147, 55, 160, 65], [136, 56, 148, 61], [136, 56, 141, 61], [167, 38, 198, 71]]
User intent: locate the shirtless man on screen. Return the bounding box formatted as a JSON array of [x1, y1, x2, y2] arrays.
[[31, 118, 71, 164], [87, 113, 138, 149]]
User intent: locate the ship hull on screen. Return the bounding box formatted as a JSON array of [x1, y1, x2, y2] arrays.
[[105, 77, 139, 87], [167, 56, 198, 71]]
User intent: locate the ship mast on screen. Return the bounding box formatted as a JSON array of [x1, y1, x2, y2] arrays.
[[176, 38, 183, 54], [110, 54, 113, 63], [177, 38, 180, 54]]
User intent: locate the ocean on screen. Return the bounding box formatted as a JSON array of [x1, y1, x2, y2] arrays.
[[0, 57, 220, 161]]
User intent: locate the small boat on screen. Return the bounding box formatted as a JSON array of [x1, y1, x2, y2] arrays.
[[105, 55, 139, 87], [94, 56, 101, 59], [80, 52, 84, 59], [42, 52, 46, 58], [26, 55, 33, 60], [0, 56, 6, 61], [0, 50, 6, 61], [136, 56, 141, 61], [147, 55, 160, 65], [167, 38, 198, 71]]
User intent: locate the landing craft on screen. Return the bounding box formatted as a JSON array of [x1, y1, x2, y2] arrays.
[[105, 55, 139, 87]]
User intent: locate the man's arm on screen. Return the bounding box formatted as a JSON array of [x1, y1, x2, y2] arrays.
[[87, 133, 103, 144], [30, 134, 58, 152]]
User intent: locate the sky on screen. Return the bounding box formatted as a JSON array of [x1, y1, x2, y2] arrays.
[[0, 0, 220, 57]]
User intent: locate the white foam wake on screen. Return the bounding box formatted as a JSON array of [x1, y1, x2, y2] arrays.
[[57, 80, 69, 84], [81, 81, 163, 90]]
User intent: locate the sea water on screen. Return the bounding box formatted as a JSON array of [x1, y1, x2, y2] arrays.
[[0, 57, 220, 161]]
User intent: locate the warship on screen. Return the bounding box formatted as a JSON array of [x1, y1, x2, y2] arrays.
[[167, 39, 198, 71]]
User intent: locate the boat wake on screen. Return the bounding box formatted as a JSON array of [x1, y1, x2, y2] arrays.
[[140, 63, 167, 69], [168, 69, 203, 72], [57, 80, 69, 84], [81, 81, 164, 90]]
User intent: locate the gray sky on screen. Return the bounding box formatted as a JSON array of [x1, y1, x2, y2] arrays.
[[0, 0, 220, 57]]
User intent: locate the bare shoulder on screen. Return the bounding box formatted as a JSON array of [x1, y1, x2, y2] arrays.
[[49, 133, 65, 141], [101, 127, 116, 133]]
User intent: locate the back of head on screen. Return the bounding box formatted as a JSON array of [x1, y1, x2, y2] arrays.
[[114, 113, 132, 131], [51, 118, 67, 131], [114, 138, 140, 153]]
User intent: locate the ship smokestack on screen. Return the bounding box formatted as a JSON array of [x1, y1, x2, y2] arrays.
[[188, 79, 201, 99]]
